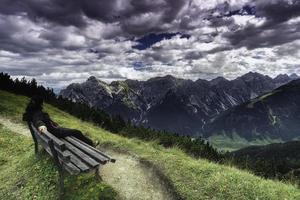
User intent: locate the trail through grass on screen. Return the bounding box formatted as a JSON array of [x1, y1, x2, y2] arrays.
[[100, 150, 174, 200], [0, 116, 30, 136], [0, 115, 175, 200]]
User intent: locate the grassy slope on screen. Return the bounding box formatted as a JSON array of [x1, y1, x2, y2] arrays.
[[0, 90, 300, 200], [209, 134, 283, 152], [0, 125, 117, 200]]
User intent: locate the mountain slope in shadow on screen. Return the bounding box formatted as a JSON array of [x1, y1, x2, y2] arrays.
[[205, 79, 300, 141]]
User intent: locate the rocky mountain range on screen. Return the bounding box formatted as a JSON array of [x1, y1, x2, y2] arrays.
[[60, 72, 299, 138], [205, 79, 300, 141]]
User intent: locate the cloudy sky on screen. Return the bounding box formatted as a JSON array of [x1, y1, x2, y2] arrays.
[[0, 0, 300, 90]]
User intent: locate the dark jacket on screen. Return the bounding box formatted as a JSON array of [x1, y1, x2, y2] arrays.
[[31, 110, 59, 131]]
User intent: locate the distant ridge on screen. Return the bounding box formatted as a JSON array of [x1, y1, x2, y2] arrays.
[[60, 72, 299, 138]]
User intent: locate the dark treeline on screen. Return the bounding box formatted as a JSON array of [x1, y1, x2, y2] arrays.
[[227, 141, 300, 184], [0, 72, 221, 161], [231, 156, 300, 183]]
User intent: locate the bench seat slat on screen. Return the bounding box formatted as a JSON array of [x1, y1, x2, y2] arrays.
[[70, 137, 116, 163], [33, 136, 79, 174], [64, 141, 97, 172], [57, 150, 72, 162], [61, 161, 81, 175], [33, 130, 71, 163], [39, 144, 80, 174], [36, 136, 72, 164], [61, 139, 98, 170], [43, 131, 65, 150], [65, 137, 109, 164], [68, 153, 90, 172], [30, 124, 65, 150]]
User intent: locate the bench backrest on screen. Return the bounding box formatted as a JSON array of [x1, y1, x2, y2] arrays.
[[28, 123, 114, 175]]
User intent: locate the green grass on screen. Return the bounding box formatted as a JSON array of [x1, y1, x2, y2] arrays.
[[209, 133, 283, 152], [246, 90, 280, 109], [1, 90, 300, 200], [0, 125, 117, 200]]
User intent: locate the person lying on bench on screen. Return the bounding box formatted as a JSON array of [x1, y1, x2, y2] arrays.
[[23, 95, 95, 147]]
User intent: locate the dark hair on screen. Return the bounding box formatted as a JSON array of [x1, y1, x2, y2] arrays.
[[22, 95, 44, 122]]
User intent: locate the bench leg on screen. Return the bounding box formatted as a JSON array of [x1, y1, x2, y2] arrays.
[[48, 139, 65, 199], [95, 166, 102, 181], [28, 122, 39, 157], [33, 142, 39, 156], [33, 143, 39, 159], [58, 169, 64, 200]]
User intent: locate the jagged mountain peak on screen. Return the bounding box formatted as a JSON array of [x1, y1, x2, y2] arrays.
[[275, 74, 289, 79], [289, 73, 299, 80], [240, 71, 271, 80], [274, 74, 290, 83], [210, 76, 229, 85], [147, 74, 179, 83], [87, 76, 98, 82], [60, 72, 298, 137], [195, 78, 209, 84], [86, 76, 108, 86], [110, 80, 124, 86]]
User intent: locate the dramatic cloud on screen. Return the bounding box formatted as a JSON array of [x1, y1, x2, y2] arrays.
[[0, 0, 299, 91], [223, 0, 300, 49]]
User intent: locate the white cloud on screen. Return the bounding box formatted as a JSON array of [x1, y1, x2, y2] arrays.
[[0, 0, 299, 90]]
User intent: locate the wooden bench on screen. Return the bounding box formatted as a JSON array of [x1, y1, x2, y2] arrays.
[[27, 122, 115, 198]]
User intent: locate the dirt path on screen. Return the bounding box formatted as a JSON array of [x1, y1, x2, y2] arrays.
[[0, 116, 30, 137], [0, 116, 175, 200], [99, 150, 174, 200]]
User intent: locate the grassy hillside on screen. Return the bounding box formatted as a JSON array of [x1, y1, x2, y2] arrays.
[[0, 125, 117, 200], [1, 90, 300, 200], [209, 133, 283, 152]]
